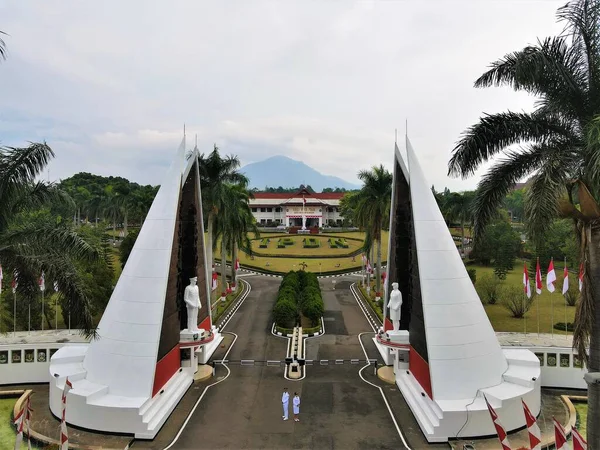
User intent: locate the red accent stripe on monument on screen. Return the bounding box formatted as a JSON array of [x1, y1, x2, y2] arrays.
[[384, 318, 393, 332], [152, 345, 180, 397], [199, 316, 211, 331], [409, 346, 432, 399]]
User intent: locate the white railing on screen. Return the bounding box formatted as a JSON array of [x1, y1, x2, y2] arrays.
[[0, 342, 84, 385], [501, 345, 587, 390]]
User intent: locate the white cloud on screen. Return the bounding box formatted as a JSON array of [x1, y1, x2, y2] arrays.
[[0, 0, 566, 191]]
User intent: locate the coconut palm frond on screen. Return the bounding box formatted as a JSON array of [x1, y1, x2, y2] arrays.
[[449, 112, 574, 177]]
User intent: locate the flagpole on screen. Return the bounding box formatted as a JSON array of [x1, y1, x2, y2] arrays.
[[41, 289, 44, 332], [551, 258, 554, 340], [55, 295, 58, 333], [13, 290, 16, 337], [523, 291, 527, 336], [28, 303, 31, 335], [563, 257, 567, 339]]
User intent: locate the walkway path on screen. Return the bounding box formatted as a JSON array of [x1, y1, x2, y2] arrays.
[[170, 275, 409, 449]]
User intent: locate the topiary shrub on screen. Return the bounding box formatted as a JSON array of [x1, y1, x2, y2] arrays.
[[273, 299, 298, 328]]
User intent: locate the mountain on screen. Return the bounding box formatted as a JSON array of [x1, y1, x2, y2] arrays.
[[241, 155, 360, 191]]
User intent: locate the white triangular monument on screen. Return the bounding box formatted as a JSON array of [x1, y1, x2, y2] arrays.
[[49, 137, 223, 438], [375, 135, 541, 442]]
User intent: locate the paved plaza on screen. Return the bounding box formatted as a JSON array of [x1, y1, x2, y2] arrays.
[[1, 273, 576, 450], [168, 275, 425, 450]]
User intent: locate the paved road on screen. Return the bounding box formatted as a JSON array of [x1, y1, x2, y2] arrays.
[[173, 274, 410, 450]]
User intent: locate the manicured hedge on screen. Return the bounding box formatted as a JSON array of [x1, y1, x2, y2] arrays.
[[273, 270, 325, 328], [259, 238, 271, 248], [303, 237, 320, 249]]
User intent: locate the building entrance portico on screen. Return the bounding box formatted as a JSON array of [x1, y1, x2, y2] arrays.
[[287, 216, 321, 228]]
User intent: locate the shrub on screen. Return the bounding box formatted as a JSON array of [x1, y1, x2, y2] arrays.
[[467, 268, 476, 284], [476, 273, 502, 304], [564, 283, 579, 307], [302, 298, 324, 325], [273, 299, 298, 328], [501, 285, 534, 318], [554, 322, 574, 332]]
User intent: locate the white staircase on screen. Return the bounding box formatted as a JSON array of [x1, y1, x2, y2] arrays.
[[396, 349, 541, 442], [49, 345, 193, 439]]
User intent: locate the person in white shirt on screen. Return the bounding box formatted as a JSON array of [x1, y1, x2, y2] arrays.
[[293, 392, 300, 422], [282, 387, 289, 420]]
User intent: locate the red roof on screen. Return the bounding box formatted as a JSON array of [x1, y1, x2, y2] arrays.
[[252, 192, 345, 200]]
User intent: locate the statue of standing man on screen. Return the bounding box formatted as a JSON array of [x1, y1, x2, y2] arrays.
[[387, 282, 403, 332], [184, 277, 201, 332]]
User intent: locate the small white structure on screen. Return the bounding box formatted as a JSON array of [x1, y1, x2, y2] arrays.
[[376, 137, 540, 442], [49, 137, 222, 439]]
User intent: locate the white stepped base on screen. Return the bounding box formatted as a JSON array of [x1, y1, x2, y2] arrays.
[[50, 345, 194, 439], [196, 328, 223, 364], [373, 338, 395, 366], [396, 349, 541, 442]]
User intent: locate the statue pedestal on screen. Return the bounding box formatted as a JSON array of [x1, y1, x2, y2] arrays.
[[373, 329, 410, 367], [180, 329, 206, 343], [387, 330, 409, 344]]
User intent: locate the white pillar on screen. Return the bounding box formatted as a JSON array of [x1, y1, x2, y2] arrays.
[[318, 217, 322, 227]]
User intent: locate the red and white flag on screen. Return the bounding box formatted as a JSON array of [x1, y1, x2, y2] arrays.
[[535, 259, 543, 295], [234, 258, 240, 271], [61, 378, 73, 450], [11, 271, 17, 294], [303, 195, 306, 205], [39, 271, 45, 292], [13, 404, 24, 450], [547, 259, 557, 293], [366, 260, 372, 274], [562, 261, 569, 295], [523, 263, 532, 299], [521, 399, 541, 450], [484, 396, 512, 450], [553, 417, 571, 450], [0, 264, 3, 295], [572, 426, 587, 450], [579, 263, 584, 292], [25, 396, 33, 450], [211, 271, 218, 291]]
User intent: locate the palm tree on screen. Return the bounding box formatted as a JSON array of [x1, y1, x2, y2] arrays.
[[354, 165, 393, 297], [447, 0, 600, 441], [0, 143, 97, 334], [225, 184, 260, 289], [0, 31, 7, 61], [195, 145, 248, 274], [444, 191, 476, 257]]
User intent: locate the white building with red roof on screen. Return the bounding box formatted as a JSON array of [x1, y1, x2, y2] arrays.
[[249, 188, 346, 228]]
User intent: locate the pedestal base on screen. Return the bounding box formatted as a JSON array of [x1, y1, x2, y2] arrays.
[[195, 327, 223, 364], [180, 329, 206, 343]]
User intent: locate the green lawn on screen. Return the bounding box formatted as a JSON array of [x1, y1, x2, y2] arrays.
[[472, 263, 576, 335], [574, 401, 587, 439], [0, 398, 43, 450], [248, 235, 363, 256]]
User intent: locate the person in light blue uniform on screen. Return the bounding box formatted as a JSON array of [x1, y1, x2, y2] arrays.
[[293, 392, 300, 422], [282, 387, 289, 420]]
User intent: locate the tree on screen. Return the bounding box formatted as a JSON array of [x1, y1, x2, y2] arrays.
[[447, 1, 600, 441], [354, 165, 393, 297], [338, 191, 360, 226], [0, 31, 7, 61], [195, 145, 248, 275], [213, 182, 258, 293], [505, 188, 525, 222], [0, 143, 97, 334], [444, 190, 476, 257]]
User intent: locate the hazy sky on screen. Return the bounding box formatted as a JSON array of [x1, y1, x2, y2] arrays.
[[0, 1, 565, 191]]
